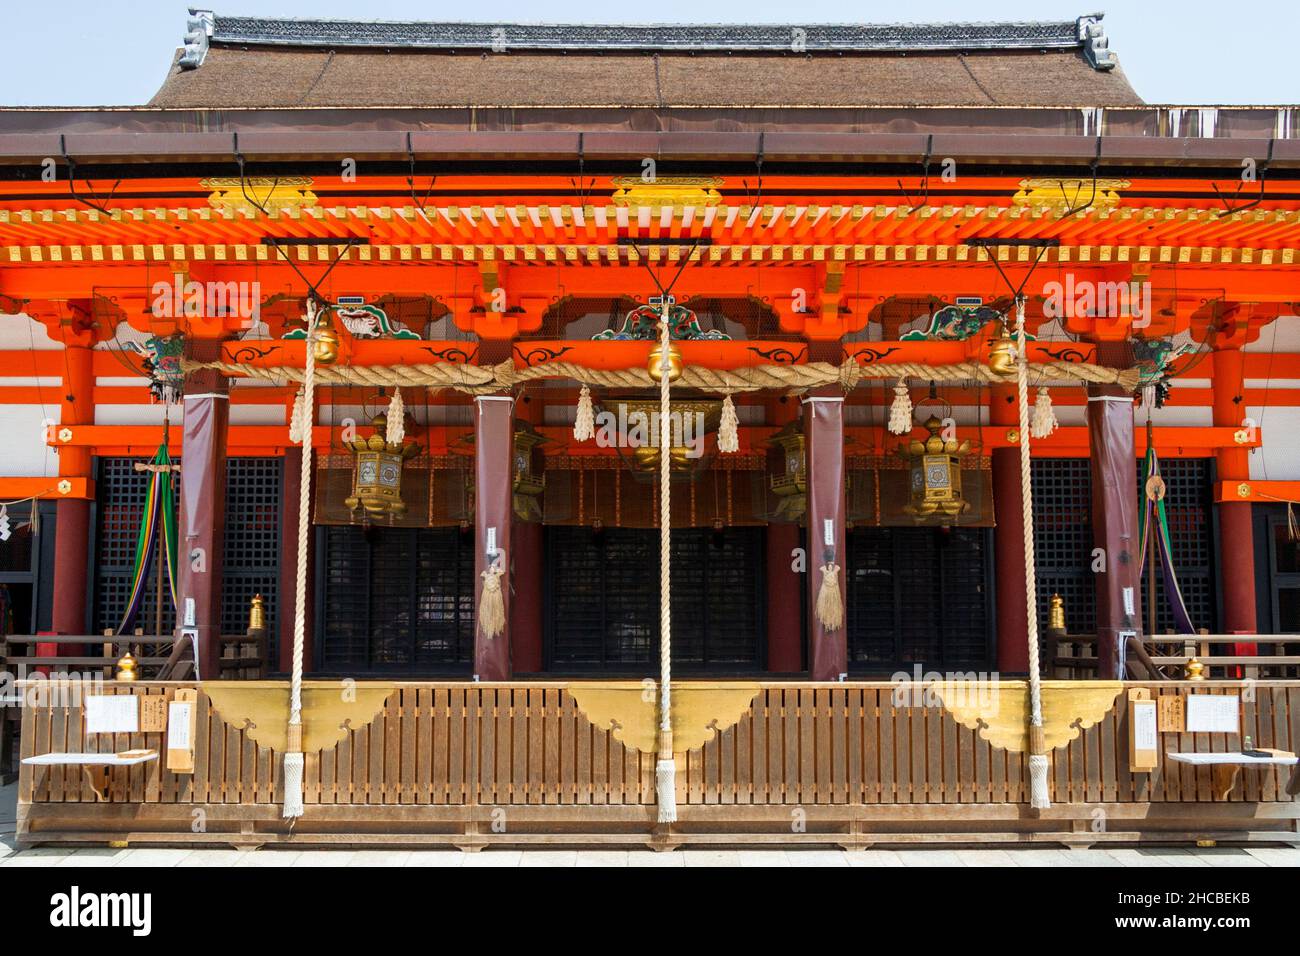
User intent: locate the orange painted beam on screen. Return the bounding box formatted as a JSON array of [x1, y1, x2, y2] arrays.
[[1215, 480, 1300, 504], [0, 476, 94, 500]]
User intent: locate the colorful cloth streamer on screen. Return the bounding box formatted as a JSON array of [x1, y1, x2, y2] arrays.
[[116, 443, 178, 634], [1137, 446, 1196, 634]]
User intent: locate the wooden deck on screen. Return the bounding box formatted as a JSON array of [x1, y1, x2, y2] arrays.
[[16, 680, 1300, 849]]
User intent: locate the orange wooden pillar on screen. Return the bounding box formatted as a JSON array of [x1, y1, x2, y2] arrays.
[[1212, 348, 1257, 637], [990, 385, 1030, 674], [176, 341, 229, 679], [803, 389, 847, 681], [51, 344, 93, 637], [474, 394, 514, 680]]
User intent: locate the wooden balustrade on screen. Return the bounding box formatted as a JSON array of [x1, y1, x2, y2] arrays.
[[15, 680, 1300, 849], [1050, 631, 1300, 680]]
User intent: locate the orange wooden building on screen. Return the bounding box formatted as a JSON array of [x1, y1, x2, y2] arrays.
[[4, 13, 1300, 847]]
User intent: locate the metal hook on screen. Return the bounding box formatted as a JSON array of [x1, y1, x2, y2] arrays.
[[1057, 135, 1103, 219], [898, 134, 934, 216], [59, 135, 119, 216]]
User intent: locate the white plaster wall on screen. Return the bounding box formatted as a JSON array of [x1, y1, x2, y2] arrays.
[[0, 313, 60, 350], [3, 404, 60, 477], [1248, 405, 1300, 480]]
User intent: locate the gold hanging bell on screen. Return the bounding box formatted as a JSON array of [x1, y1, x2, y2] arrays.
[[987, 326, 1016, 377], [648, 343, 683, 383], [312, 309, 340, 365]]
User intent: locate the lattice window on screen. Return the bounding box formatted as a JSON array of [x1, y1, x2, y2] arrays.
[[545, 526, 764, 671], [1031, 459, 1096, 635], [95, 456, 282, 640], [221, 457, 282, 645], [318, 525, 474, 673], [94, 457, 180, 634], [846, 527, 991, 674], [1030, 457, 1217, 636]]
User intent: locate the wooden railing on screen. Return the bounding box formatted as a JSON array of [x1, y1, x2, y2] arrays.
[[3, 632, 266, 680], [15, 680, 1300, 848], [1051, 631, 1300, 680]]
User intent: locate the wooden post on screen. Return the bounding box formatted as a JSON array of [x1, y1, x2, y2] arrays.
[[176, 342, 230, 680], [1212, 347, 1258, 635], [474, 394, 514, 680], [51, 344, 94, 639], [1087, 374, 1142, 679], [991, 384, 1030, 674], [802, 382, 847, 681]]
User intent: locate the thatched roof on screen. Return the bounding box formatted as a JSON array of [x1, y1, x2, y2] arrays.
[[149, 12, 1143, 109]]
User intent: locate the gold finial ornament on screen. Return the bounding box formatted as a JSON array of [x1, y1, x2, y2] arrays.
[[1185, 658, 1206, 680], [115, 651, 138, 682], [648, 343, 683, 383], [248, 593, 266, 632], [1048, 593, 1066, 632]]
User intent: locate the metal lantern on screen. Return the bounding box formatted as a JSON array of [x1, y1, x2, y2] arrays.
[[768, 422, 807, 522], [512, 422, 546, 521], [345, 413, 420, 520], [899, 415, 971, 521]]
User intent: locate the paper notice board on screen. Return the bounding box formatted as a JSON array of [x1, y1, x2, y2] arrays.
[[1185, 694, 1240, 734], [84, 694, 139, 734]]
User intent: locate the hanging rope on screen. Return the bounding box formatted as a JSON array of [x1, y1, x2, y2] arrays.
[[655, 304, 677, 825], [1014, 297, 1050, 810], [283, 300, 318, 819], [187, 357, 1143, 394]]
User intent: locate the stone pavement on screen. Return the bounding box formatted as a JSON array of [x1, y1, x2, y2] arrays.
[[3, 781, 1295, 867]]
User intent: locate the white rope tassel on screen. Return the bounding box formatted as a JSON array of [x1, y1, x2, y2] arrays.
[[1030, 387, 1058, 439], [887, 379, 913, 435], [288, 388, 307, 445], [1014, 298, 1051, 810], [573, 384, 595, 441], [385, 388, 405, 445], [283, 300, 317, 819], [656, 305, 677, 825], [717, 393, 740, 453], [815, 562, 844, 631], [477, 561, 506, 639]]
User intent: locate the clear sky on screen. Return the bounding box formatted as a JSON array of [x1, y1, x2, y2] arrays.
[[0, 0, 1297, 107]]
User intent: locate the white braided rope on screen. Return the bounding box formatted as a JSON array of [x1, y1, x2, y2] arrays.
[[656, 304, 677, 824], [1015, 298, 1050, 810], [283, 301, 316, 818]]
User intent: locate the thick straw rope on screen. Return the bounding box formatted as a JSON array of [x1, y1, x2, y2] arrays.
[[187, 357, 1142, 394], [655, 308, 677, 824], [1014, 298, 1051, 811], [283, 303, 316, 818]]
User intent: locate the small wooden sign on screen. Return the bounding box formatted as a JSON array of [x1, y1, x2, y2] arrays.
[[1157, 694, 1185, 733], [140, 695, 168, 733], [1128, 688, 1159, 772], [166, 688, 198, 774]]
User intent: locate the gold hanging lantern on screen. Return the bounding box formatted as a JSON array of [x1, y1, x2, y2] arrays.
[[768, 422, 807, 522], [513, 422, 547, 521], [899, 415, 971, 521], [344, 413, 420, 520]]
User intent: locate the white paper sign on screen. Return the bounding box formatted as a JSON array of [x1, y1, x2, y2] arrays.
[[1186, 694, 1240, 734], [1132, 700, 1158, 751], [167, 702, 193, 750], [823, 519, 834, 547], [84, 695, 139, 734]]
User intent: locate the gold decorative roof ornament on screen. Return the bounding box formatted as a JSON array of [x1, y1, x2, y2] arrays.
[[1014, 178, 1129, 216], [611, 176, 724, 208], [200, 176, 318, 215]]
